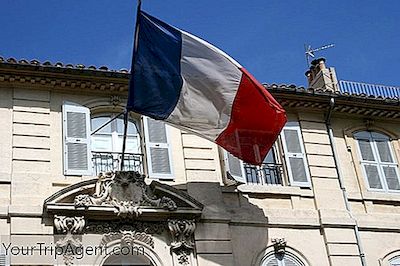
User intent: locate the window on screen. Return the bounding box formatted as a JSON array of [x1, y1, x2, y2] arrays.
[[91, 115, 142, 175], [355, 131, 400, 192], [391, 256, 400, 266], [224, 122, 311, 187], [261, 252, 305, 266], [62, 102, 174, 179]]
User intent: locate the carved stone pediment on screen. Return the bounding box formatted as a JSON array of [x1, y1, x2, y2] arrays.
[[73, 171, 177, 218], [44, 171, 203, 221]]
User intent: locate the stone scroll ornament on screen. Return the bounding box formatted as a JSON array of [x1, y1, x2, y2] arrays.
[[168, 220, 196, 265], [54, 216, 86, 266], [74, 171, 177, 218]]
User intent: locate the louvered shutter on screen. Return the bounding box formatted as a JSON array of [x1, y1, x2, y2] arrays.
[[265, 257, 279, 266], [0, 241, 10, 266], [62, 102, 92, 176], [281, 122, 311, 187], [143, 117, 174, 179], [224, 151, 246, 183], [375, 138, 400, 191], [283, 257, 299, 266]]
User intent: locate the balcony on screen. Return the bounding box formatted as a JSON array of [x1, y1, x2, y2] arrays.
[[339, 80, 400, 98], [244, 163, 284, 185], [92, 152, 144, 176]]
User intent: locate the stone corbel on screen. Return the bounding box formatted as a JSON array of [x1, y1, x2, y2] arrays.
[[168, 219, 196, 265], [54, 216, 86, 266]]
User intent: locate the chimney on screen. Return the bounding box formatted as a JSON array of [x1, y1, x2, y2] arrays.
[[305, 57, 339, 92]]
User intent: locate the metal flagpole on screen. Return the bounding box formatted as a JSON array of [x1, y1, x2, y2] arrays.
[[120, 0, 142, 170]]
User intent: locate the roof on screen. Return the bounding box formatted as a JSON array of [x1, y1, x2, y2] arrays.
[[266, 83, 400, 105], [265, 83, 400, 119], [1, 56, 400, 116]]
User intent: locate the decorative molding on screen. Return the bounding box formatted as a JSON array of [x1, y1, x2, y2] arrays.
[[271, 238, 287, 255], [54, 216, 86, 266], [110, 95, 121, 106], [85, 220, 166, 235], [101, 231, 154, 248], [74, 171, 177, 218], [54, 215, 85, 235], [168, 219, 196, 265]]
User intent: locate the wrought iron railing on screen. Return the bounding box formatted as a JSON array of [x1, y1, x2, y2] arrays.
[[339, 80, 400, 98], [92, 152, 144, 175], [244, 163, 284, 185]]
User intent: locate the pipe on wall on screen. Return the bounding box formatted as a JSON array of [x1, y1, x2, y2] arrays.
[[325, 97, 367, 266]]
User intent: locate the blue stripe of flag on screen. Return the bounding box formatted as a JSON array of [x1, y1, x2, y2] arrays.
[[127, 11, 183, 119]]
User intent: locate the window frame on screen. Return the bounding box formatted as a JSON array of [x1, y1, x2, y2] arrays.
[[253, 245, 309, 266], [354, 131, 400, 193], [261, 252, 305, 266], [62, 103, 174, 179], [223, 121, 311, 188]]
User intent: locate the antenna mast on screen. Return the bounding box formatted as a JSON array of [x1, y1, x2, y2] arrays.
[[305, 43, 335, 66]]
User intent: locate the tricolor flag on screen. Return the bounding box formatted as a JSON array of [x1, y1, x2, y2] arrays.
[[127, 11, 287, 165]]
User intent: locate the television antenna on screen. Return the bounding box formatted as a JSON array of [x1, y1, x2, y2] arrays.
[[305, 43, 335, 66]]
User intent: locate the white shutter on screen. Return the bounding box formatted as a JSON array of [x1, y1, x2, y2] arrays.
[[62, 102, 92, 176], [224, 151, 246, 183], [281, 122, 311, 187], [143, 117, 174, 179], [0, 239, 10, 266]]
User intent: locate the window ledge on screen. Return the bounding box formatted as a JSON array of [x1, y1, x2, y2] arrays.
[[361, 190, 400, 202], [236, 184, 313, 197]]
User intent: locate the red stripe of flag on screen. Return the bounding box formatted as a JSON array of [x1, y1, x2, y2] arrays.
[[215, 68, 287, 165]]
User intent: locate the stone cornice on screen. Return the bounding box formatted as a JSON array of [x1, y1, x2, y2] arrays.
[[269, 85, 400, 120], [2, 60, 399, 119], [0, 61, 129, 94]]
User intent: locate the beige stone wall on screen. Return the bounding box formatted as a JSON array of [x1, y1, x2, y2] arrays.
[[1, 74, 400, 266]]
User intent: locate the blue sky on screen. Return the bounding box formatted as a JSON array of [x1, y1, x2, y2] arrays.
[[1, 0, 399, 87]]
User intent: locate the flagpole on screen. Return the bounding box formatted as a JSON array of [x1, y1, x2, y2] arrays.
[[120, 0, 142, 171]]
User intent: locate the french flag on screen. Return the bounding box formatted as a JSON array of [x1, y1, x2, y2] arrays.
[[127, 11, 287, 165]]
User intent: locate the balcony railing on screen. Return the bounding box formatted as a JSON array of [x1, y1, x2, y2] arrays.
[[92, 152, 144, 176], [244, 163, 284, 185], [339, 80, 400, 98]]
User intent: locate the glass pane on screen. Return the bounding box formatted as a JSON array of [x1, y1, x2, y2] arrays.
[[284, 129, 301, 153], [354, 131, 371, 139], [371, 132, 390, 140], [91, 135, 112, 151], [263, 148, 276, 164], [91, 117, 111, 133], [383, 166, 400, 190], [364, 164, 382, 189], [117, 136, 140, 153], [289, 157, 307, 183], [116, 118, 137, 135], [358, 140, 375, 161], [376, 140, 393, 163]]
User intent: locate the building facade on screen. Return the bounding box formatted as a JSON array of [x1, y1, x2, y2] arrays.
[[0, 56, 399, 265]]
